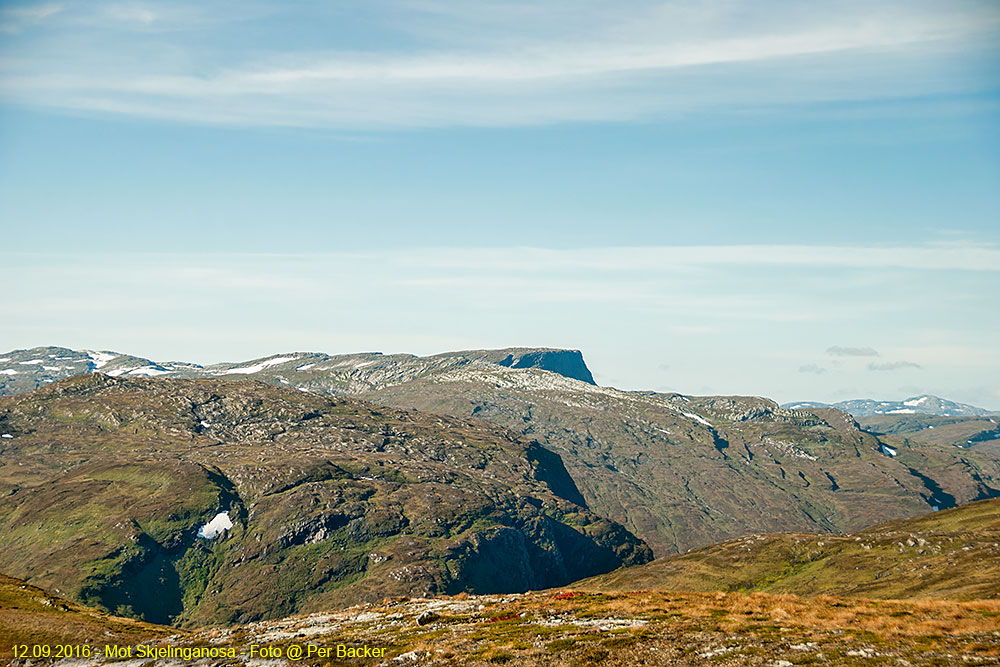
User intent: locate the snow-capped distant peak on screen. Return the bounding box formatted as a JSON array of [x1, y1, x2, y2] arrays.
[[781, 394, 994, 418], [903, 396, 931, 407]]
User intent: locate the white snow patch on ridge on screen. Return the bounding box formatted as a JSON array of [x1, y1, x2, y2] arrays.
[[86, 351, 118, 368], [127, 366, 173, 377], [681, 410, 713, 427], [880, 444, 897, 457], [903, 396, 931, 407], [197, 512, 233, 539], [222, 357, 298, 375], [0, 369, 18, 375]]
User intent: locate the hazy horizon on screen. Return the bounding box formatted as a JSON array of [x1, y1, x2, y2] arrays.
[[2, 1, 999, 409]]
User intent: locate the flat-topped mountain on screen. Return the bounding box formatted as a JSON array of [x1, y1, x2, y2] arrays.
[[577, 497, 1000, 601], [783, 395, 996, 417], [0, 346, 594, 397], [0, 375, 649, 626]]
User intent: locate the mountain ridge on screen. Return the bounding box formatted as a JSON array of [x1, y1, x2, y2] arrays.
[[782, 394, 996, 417], [0, 345, 595, 397], [3, 346, 1000, 561]]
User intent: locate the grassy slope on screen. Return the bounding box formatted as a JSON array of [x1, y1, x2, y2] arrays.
[[576, 498, 1000, 600], [6, 587, 998, 666], [0, 574, 173, 655], [0, 375, 649, 627]]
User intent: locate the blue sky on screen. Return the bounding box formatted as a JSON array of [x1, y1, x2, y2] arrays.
[[1, 1, 999, 407]]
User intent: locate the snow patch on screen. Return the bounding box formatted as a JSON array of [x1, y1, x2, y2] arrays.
[[86, 351, 117, 368], [903, 396, 931, 407], [0, 369, 18, 375], [127, 366, 173, 377], [18, 359, 44, 365], [880, 444, 897, 457], [222, 357, 298, 375], [197, 512, 233, 539], [887, 409, 916, 414], [681, 410, 713, 427], [296, 363, 315, 371], [1, 434, 12, 439]]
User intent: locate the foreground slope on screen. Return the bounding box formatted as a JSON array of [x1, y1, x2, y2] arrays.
[[0, 574, 173, 654], [5, 587, 998, 666], [0, 375, 649, 626], [577, 498, 1000, 600]]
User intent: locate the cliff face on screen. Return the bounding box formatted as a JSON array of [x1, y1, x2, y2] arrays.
[[461, 348, 597, 385]]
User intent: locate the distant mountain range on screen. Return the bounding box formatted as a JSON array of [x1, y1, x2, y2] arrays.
[[2, 344, 999, 626], [782, 395, 997, 417]]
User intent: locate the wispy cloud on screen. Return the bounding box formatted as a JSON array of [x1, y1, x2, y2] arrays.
[[1, 1, 997, 127], [387, 244, 1000, 273], [799, 364, 827, 375], [0, 3, 62, 34], [868, 361, 922, 371], [827, 345, 879, 357]]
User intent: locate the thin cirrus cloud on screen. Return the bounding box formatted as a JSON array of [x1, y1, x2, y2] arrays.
[[868, 361, 922, 371], [0, 2, 62, 33], [0, 1, 998, 128], [827, 346, 880, 357], [389, 244, 1000, 273]]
